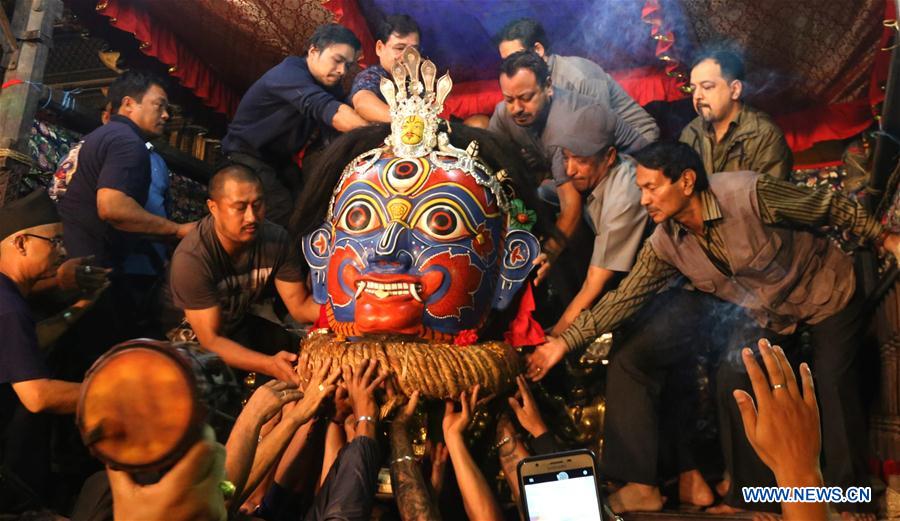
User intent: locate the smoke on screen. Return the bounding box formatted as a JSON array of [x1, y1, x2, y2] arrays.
[[554, 0, 669, 71]]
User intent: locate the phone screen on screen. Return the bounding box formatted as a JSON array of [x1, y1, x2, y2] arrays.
[[522, 465, 602, 521]]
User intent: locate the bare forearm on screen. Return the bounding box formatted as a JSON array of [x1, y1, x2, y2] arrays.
[[331, 103, 369, 132], [198, 334, 272, 375], [36, 305, 83, 350], [775, 470, 828, 521], [13, 379, 81, 414], [318, 422, 347, 488], [352, 92, 392, 123], [390, 424, 442, 521], [224, 414, 262, 505], [285, 297, 320, 324], [240, 413, 312, 504], [100, 196, 180, 237], [445, 435, 504, 521], [555, 183, 583, 241]]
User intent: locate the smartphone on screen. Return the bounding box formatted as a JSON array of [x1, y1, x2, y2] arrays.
[[518, 449, 604, 521]]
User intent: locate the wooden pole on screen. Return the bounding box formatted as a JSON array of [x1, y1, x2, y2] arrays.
[[0, 0, 62, 205]]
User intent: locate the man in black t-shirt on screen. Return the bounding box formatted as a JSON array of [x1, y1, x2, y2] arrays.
[[221, 23, 369, 227], [0, 191, 83, 510], [168, 165, 319, 383]]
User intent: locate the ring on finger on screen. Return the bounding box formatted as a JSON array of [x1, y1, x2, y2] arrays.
[[318, 384, 325, 392], [83, 265, 92, 274], [280, 390, 287, 398], [771, 383, 785, 390]]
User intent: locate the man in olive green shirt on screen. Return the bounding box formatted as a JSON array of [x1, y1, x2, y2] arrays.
[[679, 48, 792, 180], [526, 142, 890, 516]]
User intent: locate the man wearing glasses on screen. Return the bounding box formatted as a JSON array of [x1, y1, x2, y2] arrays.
[[0, 190, 85, 510]]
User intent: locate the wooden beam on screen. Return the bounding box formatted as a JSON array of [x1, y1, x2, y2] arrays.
[[0, 0, 62, 205], [0, 4, 18, 69]]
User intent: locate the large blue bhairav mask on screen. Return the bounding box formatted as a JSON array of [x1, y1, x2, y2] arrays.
[[302, 48, 539, 341]]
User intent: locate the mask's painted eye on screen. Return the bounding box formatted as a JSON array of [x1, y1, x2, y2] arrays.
[[415, 204, 471, 240], [337, 199, 382, 234]]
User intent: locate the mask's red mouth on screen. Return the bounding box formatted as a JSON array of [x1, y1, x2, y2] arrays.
[[343, 271, 444, 335]]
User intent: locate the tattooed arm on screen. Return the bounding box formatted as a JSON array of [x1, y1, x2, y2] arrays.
[[389, 392, 442, 521]]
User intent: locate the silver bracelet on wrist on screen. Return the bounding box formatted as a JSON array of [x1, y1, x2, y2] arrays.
[[391, 455, 415, 466], [356, 415, 375, 424]]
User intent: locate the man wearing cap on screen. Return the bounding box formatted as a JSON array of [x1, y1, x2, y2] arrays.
[[0, 190, 85, 509], [488, 51, 649, 273], [545, 105, 649, 336], [526, 142, 893, 515]]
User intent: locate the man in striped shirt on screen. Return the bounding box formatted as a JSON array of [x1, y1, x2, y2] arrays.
[[526, 142, 889, 516]]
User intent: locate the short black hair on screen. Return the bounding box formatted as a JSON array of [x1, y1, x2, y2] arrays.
[[107, 70, 167, 113], [308, 23, 361, 53], [376, 14, 420, 43], [499, 50, 550, 88], [208, 163, 262, 201], [495, 18, 548, 51], [691, 46, 745, 82], [632, 142, 709, 191]]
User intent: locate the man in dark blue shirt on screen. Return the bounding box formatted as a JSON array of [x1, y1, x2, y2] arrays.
[[58, 71, 194, 341], [0, 190, 82, 510], [222, 23, 369, 227], [58, 71, 194, 269], [350, 14, 420, 124]]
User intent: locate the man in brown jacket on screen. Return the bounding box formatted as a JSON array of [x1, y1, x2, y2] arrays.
[[680, 48, 792, 180], [526, 142, 888, 516]]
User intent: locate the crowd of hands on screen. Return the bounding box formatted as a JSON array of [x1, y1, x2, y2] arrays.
[[103, 338, 827, 521]]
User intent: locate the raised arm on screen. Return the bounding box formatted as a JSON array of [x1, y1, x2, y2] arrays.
[[442, 386, 504, 521], [237, 360, 340, 505], [225, 380, 301, 507], [390, 391, 443, 521]]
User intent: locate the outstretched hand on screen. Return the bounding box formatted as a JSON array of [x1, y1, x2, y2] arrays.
[[392, 390, 420, 433], [733, 338, 821, 486], [525, 336, 567, 381], [507, 375, 548, 437], [267, 351, 300, 385], [290, 357, 340, 423], [57, 256, 111, 293], [532, 252, 551, 286], [242, 379, 302, 425], [342, 359, 389, 423], [442, 385, 484, 440]]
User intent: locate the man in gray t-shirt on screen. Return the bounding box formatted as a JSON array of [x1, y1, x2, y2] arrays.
[[544, 105, 649, 336], [168, 165, 319, 383]]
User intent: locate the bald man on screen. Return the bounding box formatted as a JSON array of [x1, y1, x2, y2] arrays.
[[167, 165, 319, 383]]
